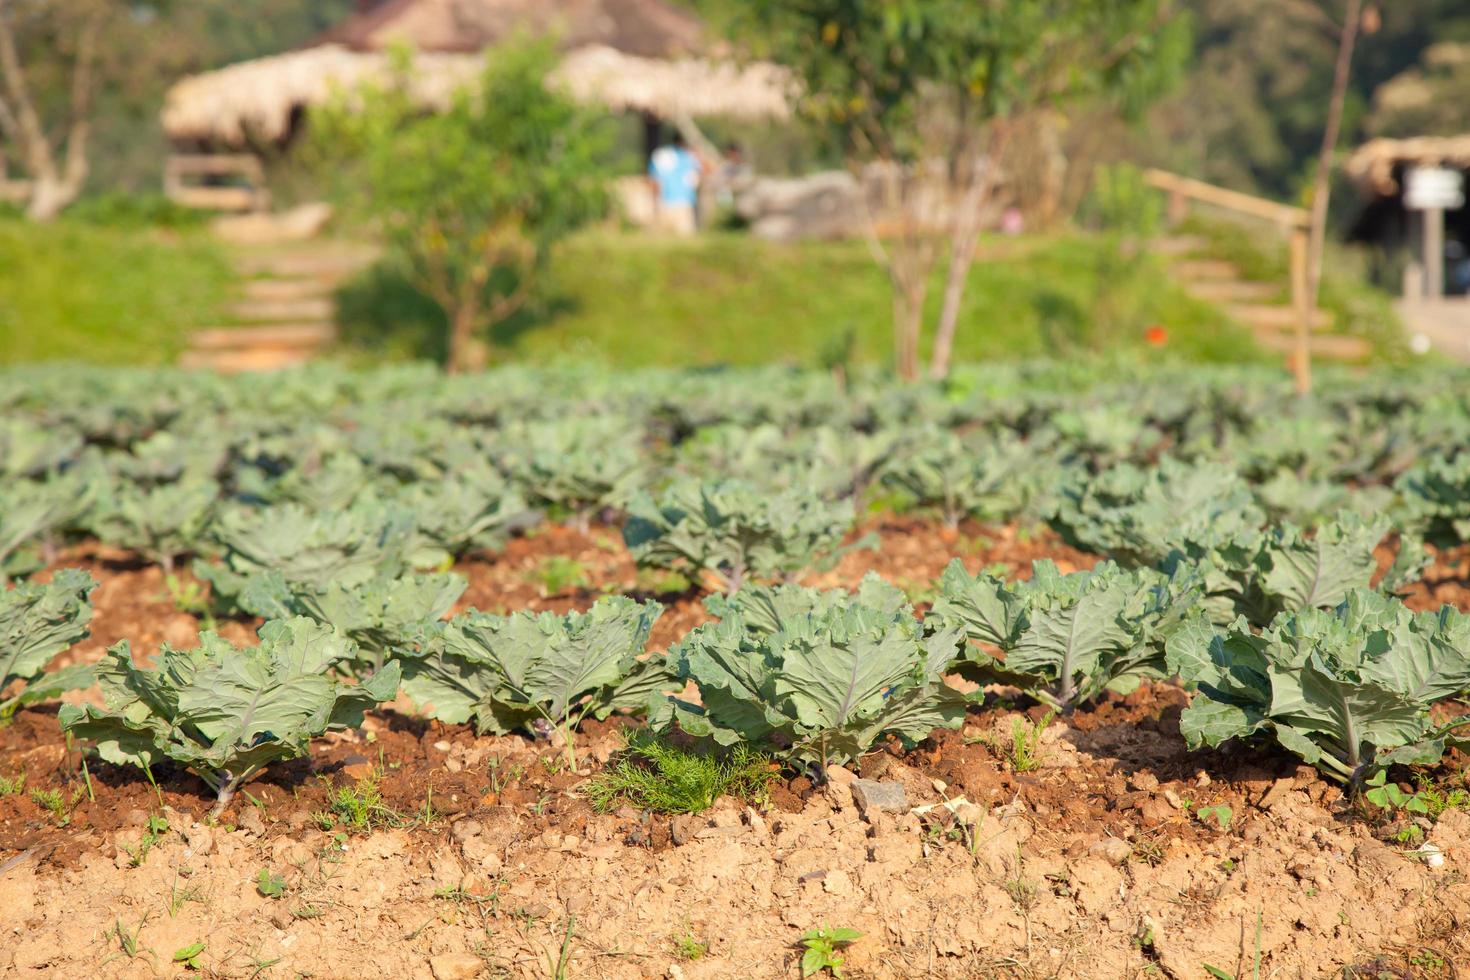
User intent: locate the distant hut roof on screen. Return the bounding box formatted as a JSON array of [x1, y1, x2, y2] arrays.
[[161, 0, 788, 147], [1345, 135, 1470, 197], [161, 43, 790, 146], [317, 0, 703, 58]]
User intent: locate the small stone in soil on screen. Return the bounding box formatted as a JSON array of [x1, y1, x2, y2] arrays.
[[1088, 838, 1132, 866], [850, 779, 908, 817], [429, 952, 484, 980]]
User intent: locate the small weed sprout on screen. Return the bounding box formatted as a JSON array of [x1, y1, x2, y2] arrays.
[[122, 815, 170, 868], [256, 868, 287, 899], [586, 732, 779, 814], [798, 926, 862, 978], [172, 941, 205, 971], [0, 772, 24, 796], [1195, 804, 1233, 831]]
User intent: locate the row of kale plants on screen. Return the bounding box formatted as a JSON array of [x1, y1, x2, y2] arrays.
[[6, 488, 1468, 816]]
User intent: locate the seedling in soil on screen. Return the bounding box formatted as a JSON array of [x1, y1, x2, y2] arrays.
[[1202, 911, 1262, 980], [586, 731, 779, 814], [122, 815, 170, 868], [0, 772, 24, 797], [172, 941, 205, 971], [167, 875, 206, 917], [547, 917, 577, 980], [1196, 804, 1233, 831], [798, 926, 862, 978], [256, 868, 287, 899], [1362, 771, 1433, 815], [107, 913, 150, 961]]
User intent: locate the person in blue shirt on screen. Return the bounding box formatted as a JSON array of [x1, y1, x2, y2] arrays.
[[647, 132, 705, 236]]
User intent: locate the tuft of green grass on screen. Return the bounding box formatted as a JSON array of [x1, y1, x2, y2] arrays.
[[319, 771, 403, 833], [1006, 709, 1055, 773], [527, 556, 590, 597], [29, 787, 71, 826], [672, 929, 710, 961], [586, 731, 779, 815], [0, 772, 24, 797]]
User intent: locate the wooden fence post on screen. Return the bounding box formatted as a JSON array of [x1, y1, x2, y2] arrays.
[[1289, 227, 1312, 396]]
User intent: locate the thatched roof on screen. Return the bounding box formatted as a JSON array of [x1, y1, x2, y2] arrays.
[[1345, 135, 1470, 196], [161, 43, 790, 146], [161, 45, 481, 145], [555, 45, 791, 122], [317, 0, 703, 58]]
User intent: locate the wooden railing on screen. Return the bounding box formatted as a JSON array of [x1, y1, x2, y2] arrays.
[[164, 154, 270, 212], [1144, 168, 1315, 383]]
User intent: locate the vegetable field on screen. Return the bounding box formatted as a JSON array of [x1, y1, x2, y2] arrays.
[[2, 362, 1469, 979]]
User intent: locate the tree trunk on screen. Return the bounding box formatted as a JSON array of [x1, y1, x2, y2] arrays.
[[930, 125, 1010, 382], [1300, 0, 1364, 396], [25, 171, 83, 221], [446, 303, 479, 375]]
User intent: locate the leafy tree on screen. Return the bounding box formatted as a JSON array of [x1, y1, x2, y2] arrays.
[[735, 0, 1187, 380], [313, 42, 610, 373]]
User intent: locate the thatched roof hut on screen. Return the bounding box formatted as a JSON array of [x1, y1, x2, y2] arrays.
[[1345, 135, 1470, 197], [317, 0, 703, 58], [161, 0, 788, 149]]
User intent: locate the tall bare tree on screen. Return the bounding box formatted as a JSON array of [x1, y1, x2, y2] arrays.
[[743, 0, 1188, 381], [1298, 0, 1366, 395], [0, 0, 107, 220]]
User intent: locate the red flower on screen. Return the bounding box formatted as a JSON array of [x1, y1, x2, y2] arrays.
[[1145, 324, 1168, 347]]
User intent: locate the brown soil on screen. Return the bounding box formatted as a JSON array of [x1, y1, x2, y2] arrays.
[[3, 522, 1469, 979]]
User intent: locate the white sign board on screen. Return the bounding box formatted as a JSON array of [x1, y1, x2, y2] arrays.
[[1405, 166, 1465, 210]]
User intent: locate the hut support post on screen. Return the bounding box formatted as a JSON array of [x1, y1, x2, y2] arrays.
[[1424, 205, 1445, 300], [1289, 227, 1312, 396]]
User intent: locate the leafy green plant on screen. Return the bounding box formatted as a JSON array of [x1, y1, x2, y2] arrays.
[[664, 600, 968, 767], [399, 597, 667, 766], [931, 558, 1203, 711], [0, 568, 96, 717], [193, 502, 419, 616], [702, 574, 908, 636], [881, 430, 1052, 528], [59, 618, 400, 816], [586, 730, 779, 814], [1170, 590, 1470, 784], [244, 570, 465, 672], [798, 926, 862, 978], [495, 418, 647, 525], [623, 480, 865, 593], [88, 478, 216, 574]]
